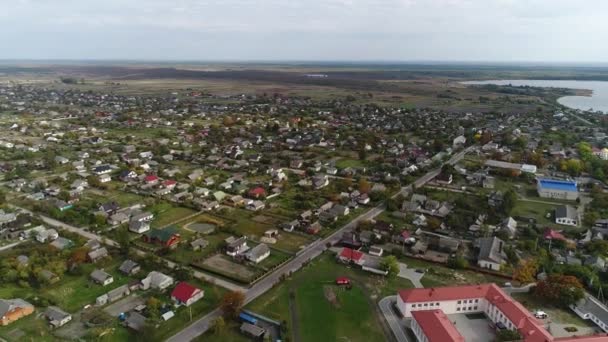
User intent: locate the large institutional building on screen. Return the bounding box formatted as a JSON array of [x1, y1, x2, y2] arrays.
[[397, 284, 607, 342], [537, 179, 579, 201]]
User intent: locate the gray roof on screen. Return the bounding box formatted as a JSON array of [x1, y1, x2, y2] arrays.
[[476, 237, 506, 264], [125, 312, 147, 331], [574, 295, 608, 327], [45, 306, 71, 322], [88, 247, 108, 261], [246, 243, 270, 260], [90, 269, 112, 282], [119, 259, 139, 274], [0, 298, 33, 317], [556, 205, 578, 220]]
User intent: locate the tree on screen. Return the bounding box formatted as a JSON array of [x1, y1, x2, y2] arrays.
[[380, 255, 399, 277], [358, 178, 371, 194], [513, 259, 538, 284], [587, 239, 608, 257], [496, 329, 522, 342], [501, 189, 517, 216], [535, 274, 584, 307], [115, 226, 131, 257], [212, 316, 226, 335], [220, 291, 245, 319], [147, 297, 162, 323], [447, 256, 469, 269]]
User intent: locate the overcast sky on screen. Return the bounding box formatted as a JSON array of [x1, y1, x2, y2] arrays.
[[1, 0, 607, 62]]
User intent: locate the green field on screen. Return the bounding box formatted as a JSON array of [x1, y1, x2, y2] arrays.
[[512, 292, 594, 327], [243, 252, 414, 342], [511, 200, 556, 226], [150, 203, 198, 228]]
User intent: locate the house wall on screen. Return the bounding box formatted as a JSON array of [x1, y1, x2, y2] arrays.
[[556, 218, 577, 226], [478, 260, 501, 271], [185, 291, 205, 306], [397, 296, 486, 317]]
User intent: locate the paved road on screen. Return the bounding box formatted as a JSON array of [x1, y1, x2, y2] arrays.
[[397, 264, 424, 288], [0, 241, 21, 252], [379, 296, 410, 342], [168, 147, 473, 341], [11, 205, 120, 247]]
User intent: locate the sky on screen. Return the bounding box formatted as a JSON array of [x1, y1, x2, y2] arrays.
[[1, 0, 608, 62]]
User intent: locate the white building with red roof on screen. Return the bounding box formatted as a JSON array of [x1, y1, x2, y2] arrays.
[[397, 284, 608, 342], [170, 282, 204, 307], [411, 310, 464, 342], [337, 247, 365, 266]]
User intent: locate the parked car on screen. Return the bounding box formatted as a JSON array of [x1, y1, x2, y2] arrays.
[[534, 310, 548, 319]]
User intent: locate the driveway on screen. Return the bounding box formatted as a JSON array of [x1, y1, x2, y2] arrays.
[[397, 263, 424, 288], [378, 296, 411, 342]]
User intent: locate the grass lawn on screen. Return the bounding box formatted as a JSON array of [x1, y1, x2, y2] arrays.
[[512, 292, 594, 327], [169, 231, 233, 265], [400, 257, 510, 288], [246, 252, 414, 342], [511, 200, 556, 226], [44, 261, 133, 313], [150, 204, 197, 228], [0, 309, 55, 342]]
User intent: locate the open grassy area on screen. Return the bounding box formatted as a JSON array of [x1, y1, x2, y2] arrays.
[[150, 203, 197, 228], [0, 309, 56, 342], [244, 252, 414, 342], [512, 292, 594, 327], [400, 257, 510, 288], [511, 200, 556, 226]]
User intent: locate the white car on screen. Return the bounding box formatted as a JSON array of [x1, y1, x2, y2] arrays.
[[534, 310, 548, 319]]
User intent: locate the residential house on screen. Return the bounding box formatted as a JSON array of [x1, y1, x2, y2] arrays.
[[555, 205, 579, 227], [0, 299, 34, 326], [245, 243, 271, 263], [90, 269, 114, 286], [141, 271, 174, 291], [142, 227, 181, 248], [129, 220, 151, 234], [226, 236, 248, 257], [88, 247, 109, 263], [246, 200, 265, 211], [337, 247, 365, 266], [44, 306, 72, 328], [171, 282, 204, 307], [475, 237, 507, 271], [119, 260, 141, 275]]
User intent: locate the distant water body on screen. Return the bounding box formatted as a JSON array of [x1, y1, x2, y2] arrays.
[[463, 79, 608, 113]]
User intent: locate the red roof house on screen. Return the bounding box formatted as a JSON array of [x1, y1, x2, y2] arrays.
[[248, 187, 267, 199], [144, 175, 159, 184], [338, 247, 365, 265], [543, 228, 566, 241], [163, 180, 177, 189], [171, 282, 204, 307]]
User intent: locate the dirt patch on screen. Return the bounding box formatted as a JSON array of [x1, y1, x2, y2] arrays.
[[323, 285, 340, 308], [201, 254, 256, 281], [252, 215, 278, 224]]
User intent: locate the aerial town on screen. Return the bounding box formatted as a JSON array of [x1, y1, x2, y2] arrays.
[[1, 67, 608, 342]]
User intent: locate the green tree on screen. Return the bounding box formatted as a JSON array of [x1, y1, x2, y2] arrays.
[[535, 274, 584, 307], [212, 316, 226, 335], [380, 255, 400, 277], [496, 329, 522, 342]]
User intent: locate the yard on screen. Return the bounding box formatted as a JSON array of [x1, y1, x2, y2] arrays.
[[242, 252, 415, 342], [512, 292, 594, 327], [399, 257, 510, 288], [511, 200, 556, 226], [150, 202, 198, 228]]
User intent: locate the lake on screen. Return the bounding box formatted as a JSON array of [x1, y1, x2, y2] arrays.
[[463, 79, 608, 113]]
